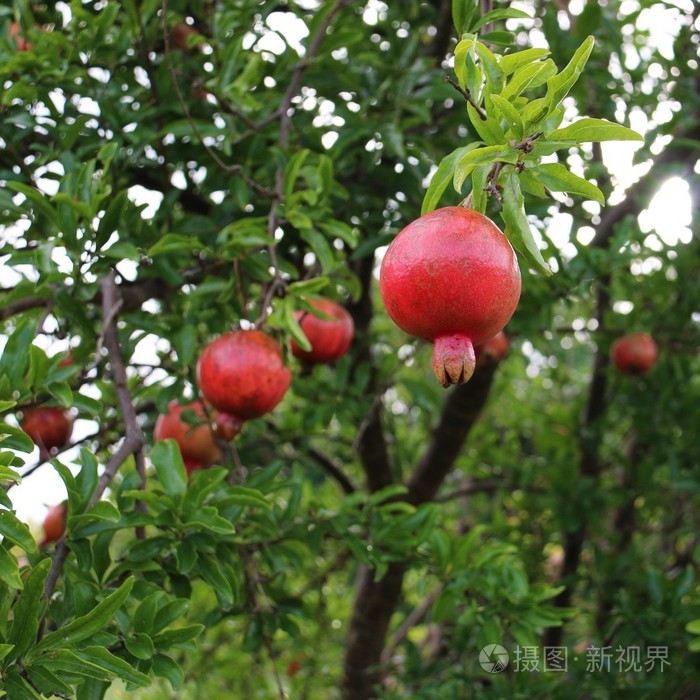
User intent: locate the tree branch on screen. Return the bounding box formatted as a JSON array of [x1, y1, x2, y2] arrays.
[[42, 272, 146, 605]]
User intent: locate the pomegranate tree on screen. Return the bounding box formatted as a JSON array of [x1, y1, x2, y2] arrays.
[[197, 329, 291, 419], [290, 298, 354, 365], [379, 207, 521, 387], [611, 333, 658, 375]]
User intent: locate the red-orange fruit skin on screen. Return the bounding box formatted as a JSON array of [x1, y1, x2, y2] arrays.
[[475, 331, 511, 363], [9, 22, 32, 51], [611, 333, 658, 375], [40, 503, 66, 547], [154, 400, 221, 467], [170, 22, 199, 53], [290, 298, 355, 364], [21, 407, 73, 453], [214, 411, 244, 441], [197, 330, 292, 419], [379, 207, 521, 387]]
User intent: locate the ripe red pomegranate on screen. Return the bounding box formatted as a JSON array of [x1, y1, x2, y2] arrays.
[[379, 207, 521, 387], [214, 411, 244, 441], [475, 331, 511, 364], [21, 407, 73, 457], [154, 400, 221, 468], [40, 503, 66, 547], [611, 333, 658, 375], [197, 330, 291, 418], [290, 298, 354, 365]]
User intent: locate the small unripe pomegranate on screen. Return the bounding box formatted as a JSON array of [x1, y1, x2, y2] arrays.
[[40, 503, 66, 547], [611, 333, 658, 375], [290, 298, 355, 365], [154, 400, 221, 467], [197, 330, 292, 419], [21, 407, 73, 457], [475, 331, 511, 364], [379, 207, 521, 387], [214, 411, 244, 441]]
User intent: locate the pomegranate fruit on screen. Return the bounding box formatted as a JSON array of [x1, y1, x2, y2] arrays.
[[290, 298, 354, 365], [170, 22, 201, 53], [379, 207, 521, 387], [214, 411, 244, 441], [611, 333, 658, 375], [475, 331, 511, 364], [40, 503, 66, 547], [154, 400, 221, 467], [197, 330, 291, 419], [9, 22, 32, 52], [21, 407, 73, 456]]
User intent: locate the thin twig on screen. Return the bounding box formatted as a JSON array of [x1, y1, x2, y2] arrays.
[[444, 76, 487, 120], [255, 0, 351, 327], [380, 584, 444, 665]]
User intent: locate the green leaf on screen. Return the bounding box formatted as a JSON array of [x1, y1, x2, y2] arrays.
[[0, 509, 37, 552], [0, 545, 22, 589], [422, 144, 478, 215], [319, 220, 358, 248], [5, 182, 59, 226], [299, 229, 335, 272], [8, 558, 50, 660], [151, 440, 188, 499], [468, 104, 506, 145], [77, 646, 150, 687], [0, 643, 15, 662], [198, 554, 234, 604], [453, 145, 518, 192], [283, 298, 311, 352], [26, 665, 75, 697], [502, 61, 555, 102], [287, 277, 330, 296], [501, 171, 552, 276], [39, 649, 116, 681], [491, 94, 524, 139], [283, 148, 311, 197], [470, 164, 490, 213], [548, 117, 644, 143], [33, 577, 134, 654], [499, 48, 551, 75], [152, 623, 205, 649], [76, 449, 99, 510], [367, 484, 409, 506], [532, 162, 604, 204], [0, 316, 37, 386], [47, 381, 73, 408], [686, 619, 700, 635], [148, 233, 205, 257], [0, 400, 17, 413], [545, 35, 595, 113], [98, 190, 128, 244], [0, 423, 35, 453], [454, 37, 477, 89], [4, 667, 43, 699], [452, 0, 479, 34], [152, 653, 185, 691], [471, 8, 531, 32], [220, 486, 271, 510]]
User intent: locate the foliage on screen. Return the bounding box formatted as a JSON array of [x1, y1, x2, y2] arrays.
[[0, 0, 699, 698]]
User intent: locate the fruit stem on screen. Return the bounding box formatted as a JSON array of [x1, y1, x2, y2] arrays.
[[432, 335, 476, 388]]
